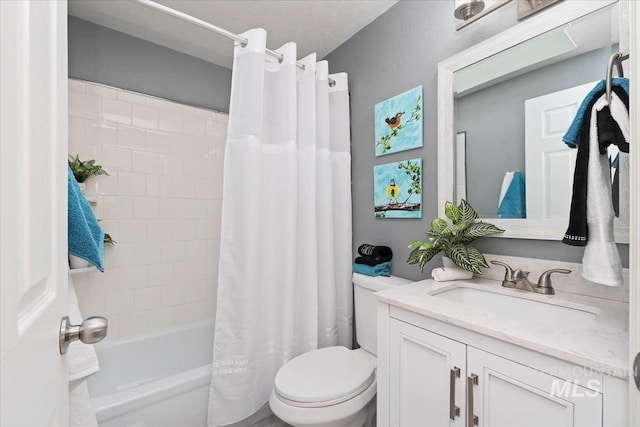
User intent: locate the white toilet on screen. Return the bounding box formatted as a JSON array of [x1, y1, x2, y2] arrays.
[[269, 273, 412, 427]]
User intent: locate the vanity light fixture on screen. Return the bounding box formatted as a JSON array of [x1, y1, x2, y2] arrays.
[[454, 0, 485, 21]]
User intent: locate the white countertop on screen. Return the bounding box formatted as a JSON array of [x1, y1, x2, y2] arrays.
[[376, 277, 629, 378]]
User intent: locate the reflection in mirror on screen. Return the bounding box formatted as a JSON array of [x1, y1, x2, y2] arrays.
[[453, 4, 623, 220], [438, 0, 630, 241]]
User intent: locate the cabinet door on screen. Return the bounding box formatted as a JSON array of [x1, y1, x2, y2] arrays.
[[389, 319, 466, 427], [467, 347, 602, 427]]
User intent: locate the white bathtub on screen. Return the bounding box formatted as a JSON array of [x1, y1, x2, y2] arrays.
[[88, 321, 215, 427]]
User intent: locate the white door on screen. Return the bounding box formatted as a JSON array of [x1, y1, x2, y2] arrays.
[[467, 347, 602, 427], [389, 319, 466, 427], [525, 81, 597, 219], [0, 1, 69, 425]]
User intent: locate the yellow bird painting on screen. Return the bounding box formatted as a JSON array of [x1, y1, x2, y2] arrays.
[[386, 179, 399, 205]]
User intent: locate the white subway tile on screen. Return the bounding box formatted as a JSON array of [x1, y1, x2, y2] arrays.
[[161, 241, 185, 263], [105, 242, 136, 267], [86, 83, 118, 99], [183, 240, 208, 261], [172, 219, 196, 241], [69, 92, 102, 120], [134, 241, 162, 265], [102, 195, 133, 219], [68, 144, 100, 165], [146, 175, 171, 197], [105, 291, 134, 316], [132, 104, 159, 129], [132, 151, 159, 174], [88, 267, 118, 295], [198, 298, 217, 321], [146, 96, 173, 111], [171, 103, 195, 115], [132, 197, 160, 219], [86, 120, 117, 147], [118, 265, 149, 289], [118, 172, 146, 196], [68, 79, 86, 93], [184, 280, 207, 303], [195, 218, 217, 240], [78, 293, 105, 317], [134, 287, 163, 311], [182, 157, 206, 179], [205, 117, 227, 140], [98, 219, 119, 236], [182, 115, 206, 137], [148, 263, 174, 287], [146, 306, 174, 330], [69, 116, 85, 143], [184, 199, 206, 219], [170, 135, 198, 157], [98, 175, 118, 196], [173, 261, 199, 282], [158, 154, 184, 177], [195, 179, 215, 200], [146, 130, 171, 153], [161, 285, 186, 306], [170, 176, 196, 199], [103, 98, 132, 124], [172, 302, 200, 325], [117, 125, 146, 150], [158, 109, 183, 133], [147, 219, 173, 241], [118, 219, 148, 242], [117, 311, 149, 339], [102, 146, 131, 172], [118, 90, 147, 105], [159, 198, 185, 219]]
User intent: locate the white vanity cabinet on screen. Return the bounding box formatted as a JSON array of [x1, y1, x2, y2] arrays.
[[387, 318, 602, 427]]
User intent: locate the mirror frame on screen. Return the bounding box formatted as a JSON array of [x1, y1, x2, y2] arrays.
[[438, 0, 629, 242]]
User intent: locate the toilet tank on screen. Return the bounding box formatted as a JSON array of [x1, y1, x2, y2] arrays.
[[353, 273, 412, 356]]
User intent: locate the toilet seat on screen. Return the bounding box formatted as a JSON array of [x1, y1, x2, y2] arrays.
[[274, 347, 375, 408]]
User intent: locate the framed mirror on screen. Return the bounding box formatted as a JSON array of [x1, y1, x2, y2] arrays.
[[438, 0, 630, 242]]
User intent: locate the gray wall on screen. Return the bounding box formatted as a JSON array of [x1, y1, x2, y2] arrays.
[[325, 1, 628, 280], [457, 47, 612, 217], [68, 16, 232, 112]]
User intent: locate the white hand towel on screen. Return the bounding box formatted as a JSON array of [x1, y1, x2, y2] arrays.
[[68, 274, 100, 427], [581, 95, 625, 286], [431, 267, 473, 282]]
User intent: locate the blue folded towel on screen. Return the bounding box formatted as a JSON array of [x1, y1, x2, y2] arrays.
[[68, 167, 105, 272], [497, 171, 526, 219], [563, 78, 629, 148], [352, 261, 391, 277]]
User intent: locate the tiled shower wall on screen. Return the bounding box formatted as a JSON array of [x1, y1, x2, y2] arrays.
[[68, 79, 226, 341]]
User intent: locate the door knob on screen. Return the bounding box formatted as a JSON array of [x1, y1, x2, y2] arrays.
[[59, 315, 108, 355]]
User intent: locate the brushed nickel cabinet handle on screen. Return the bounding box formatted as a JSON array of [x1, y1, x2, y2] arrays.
[[449, 367, 461, 420], [468, 373, 479, 426]]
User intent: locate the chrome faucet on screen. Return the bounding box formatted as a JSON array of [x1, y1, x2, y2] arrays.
[[490, 261, 571, 295]]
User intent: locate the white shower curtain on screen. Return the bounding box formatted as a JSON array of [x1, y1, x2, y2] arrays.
[[208, 29, 352, 426]]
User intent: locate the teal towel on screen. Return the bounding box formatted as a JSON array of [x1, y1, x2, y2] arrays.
[[497, 171, 526, 218], [563, 78, 629, 148], [352, 261, 391, 277], [68, 167, 104, 272]]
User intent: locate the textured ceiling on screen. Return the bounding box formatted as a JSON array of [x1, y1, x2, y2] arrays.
[[68, 0, 399, 69]]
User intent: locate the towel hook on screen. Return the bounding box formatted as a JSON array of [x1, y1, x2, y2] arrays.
[[606, 50, 629, 104]]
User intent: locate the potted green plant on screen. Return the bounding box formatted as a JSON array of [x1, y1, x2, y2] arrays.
[[407, 199, 504, 274], [104, 233, 116, 247], [68, 154, 109, 183]]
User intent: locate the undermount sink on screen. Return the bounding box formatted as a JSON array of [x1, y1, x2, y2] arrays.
[[430, 285, 600, 323]]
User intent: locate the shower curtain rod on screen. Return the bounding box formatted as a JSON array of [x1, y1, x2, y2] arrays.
[[135, 0, 336, 87]]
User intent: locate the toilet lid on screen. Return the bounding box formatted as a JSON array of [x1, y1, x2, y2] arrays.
[[274, 347, 375, 407]]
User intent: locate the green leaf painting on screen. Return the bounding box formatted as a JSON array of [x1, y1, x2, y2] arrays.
[[373, 158, 422, 218], [374, 86, 423, 156]]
